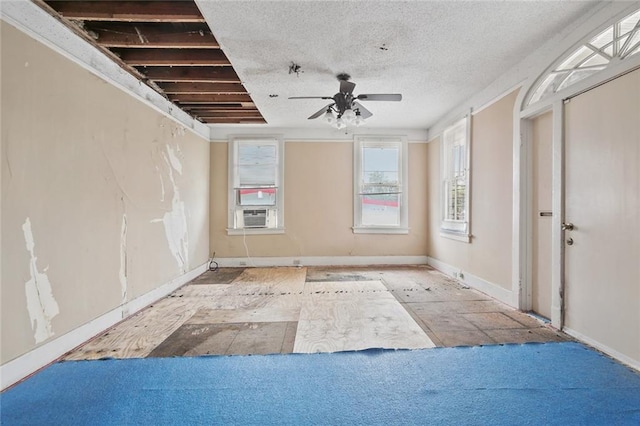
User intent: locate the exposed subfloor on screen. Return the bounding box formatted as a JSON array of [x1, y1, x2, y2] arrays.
[[64, 265, 570, 360]]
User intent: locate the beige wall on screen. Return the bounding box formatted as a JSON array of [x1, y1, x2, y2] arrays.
[[427, 90, 519, 290], [1, 23, 210, 364], [210, 142, 428, 258]]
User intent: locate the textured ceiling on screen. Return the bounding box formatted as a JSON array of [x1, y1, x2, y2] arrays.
[[197, 0, 600, 130]]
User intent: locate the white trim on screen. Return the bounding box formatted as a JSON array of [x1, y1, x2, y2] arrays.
[[426, 256, 514, 307], [563, 327, 640, 373], [352, 227, 409, 235], [550, 101, 565, 329], [440, 116, 471, 238], [438, 230, 470, 243], [215, 256, 428, 268], [227, 135, 285, 231], [212, 138, 431, 144], [523, 4, 640, 110], [226, 228, 285, 236], [353, 136, 409, 232], [0, 1, 210, 141], [210, 127, 428, 143], [521, 54, 640, 117], [0, 262, 208, 391], [512, 87, 529, 310]]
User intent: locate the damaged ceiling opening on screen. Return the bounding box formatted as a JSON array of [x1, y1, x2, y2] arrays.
[[36, 0, 265, 125]]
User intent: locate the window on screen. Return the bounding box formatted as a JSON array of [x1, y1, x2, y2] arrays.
[[353, 136, 408, 234], [441, 117, 470, 241], [227, 136, 284, 234], [526, 7, 640, 106]]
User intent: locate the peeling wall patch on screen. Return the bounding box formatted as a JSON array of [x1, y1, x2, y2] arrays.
[[155, 144, 189, 273], [165, 145, 183, 175], [22, 218, 60, 344]]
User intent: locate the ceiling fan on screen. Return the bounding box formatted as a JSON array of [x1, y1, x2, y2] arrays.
[[288, 73, 402, 128]]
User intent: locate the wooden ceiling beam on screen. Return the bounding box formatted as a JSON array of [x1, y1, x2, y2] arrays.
[[195, 111, 264, 118], [44, 1, 205, 22], [203, 118, 267, 124], [114, 49, 230, 66], [141, 66, 240, 83], [183, 107, 260, 113], [158, 82, 248, 94], [170, 94, 254, 104], [87, 23, 219, 48]]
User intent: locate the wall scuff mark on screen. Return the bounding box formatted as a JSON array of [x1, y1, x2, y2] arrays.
[[155, 144, 189, 273], [119, 213, 128, 307], [22, 218, 59, 344]]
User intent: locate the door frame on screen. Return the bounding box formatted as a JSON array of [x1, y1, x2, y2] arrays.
[[512, 6, 640, 329]]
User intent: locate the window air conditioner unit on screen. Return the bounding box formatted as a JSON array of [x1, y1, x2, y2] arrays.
[[243, 209, 268, 228], [234, 208, 277, 229]]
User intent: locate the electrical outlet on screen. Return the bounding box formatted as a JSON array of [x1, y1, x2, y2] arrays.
[[293, 259, 301, 265], [239, 261, 247, 266]]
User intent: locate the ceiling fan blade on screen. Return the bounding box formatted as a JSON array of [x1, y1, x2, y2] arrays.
[[353, 101, 373, 119], [356, 94, 402, 101], [340, 80, 356, 95], [289, 96, 334, 100], [308, 103, 334, 119]]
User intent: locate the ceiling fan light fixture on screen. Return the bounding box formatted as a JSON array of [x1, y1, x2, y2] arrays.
[[323, 109, 335, 124], [342, 108, 356, 124], [335, 117, 345, 129], [354, 111, 365, 127]]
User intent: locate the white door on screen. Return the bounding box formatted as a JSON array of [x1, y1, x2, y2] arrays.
[[531, 111, 553, 319], [564, 68, 640, 365]]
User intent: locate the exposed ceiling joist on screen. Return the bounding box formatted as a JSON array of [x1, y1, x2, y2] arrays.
[[113, 49, 230, 66], [196, 111, 263, 118], [171, 94, 253, 104], [45, 1, 205, 22], [87, 23, 219, 48], [39, 0, 265, 125], [204, 118, 267, 124], [183, 107, 260, 113], [158, 82, 248, 94], [140, 66, 241, 83]]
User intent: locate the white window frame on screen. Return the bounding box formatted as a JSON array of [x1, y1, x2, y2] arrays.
[[353, 136, 409, 234], [227, 135, 285, 235], [440, 116, 471, 242]]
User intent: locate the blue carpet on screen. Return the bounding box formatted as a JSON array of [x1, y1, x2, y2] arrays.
[[2, 342, 639, 425]]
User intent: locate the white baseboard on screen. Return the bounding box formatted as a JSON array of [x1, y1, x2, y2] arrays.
[[0, 262, 208, 391], [425, 256, 514, 307], [563, 327, 640, 372], [215, 255, 429, 268]]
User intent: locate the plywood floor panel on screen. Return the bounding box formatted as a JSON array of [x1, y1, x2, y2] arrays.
[[294, 281, 435, 353], [63, 266, 571, 360]]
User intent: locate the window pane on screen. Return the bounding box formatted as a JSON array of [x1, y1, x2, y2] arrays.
[[619, 10, 640, 36], [444, 178, 466, 222], [621, 31, 640, 57], [363, 146, 399, 185], [238, 188, 276, 206], [238, 143, 277, 186], [590, 27, 613, 49], [557, 46, 592, 70], [361, 194, 400, 226], [557, 68, 603, 91], [581, 53, 609, 68]]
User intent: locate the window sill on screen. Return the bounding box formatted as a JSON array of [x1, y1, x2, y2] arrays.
[[440, 229, 470, 243], [353, 226, 409, 235], [227, 228, 285, 236]]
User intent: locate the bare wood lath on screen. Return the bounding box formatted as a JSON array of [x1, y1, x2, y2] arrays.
[[37, 0, 265, 125]]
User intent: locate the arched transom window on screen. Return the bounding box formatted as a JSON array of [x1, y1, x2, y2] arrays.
[[527, 7, 640, 106]]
